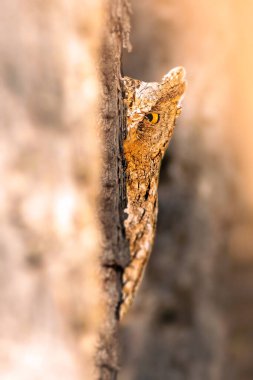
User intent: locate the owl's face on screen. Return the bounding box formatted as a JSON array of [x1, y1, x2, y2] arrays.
[[123, 67, 186, 157]]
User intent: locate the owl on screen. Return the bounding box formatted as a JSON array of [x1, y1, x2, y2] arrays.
[[120, 67, 186, 319]]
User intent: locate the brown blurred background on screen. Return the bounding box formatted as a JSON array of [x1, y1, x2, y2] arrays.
[[0, 1, 104, 378], [120, 1, 253, 379]]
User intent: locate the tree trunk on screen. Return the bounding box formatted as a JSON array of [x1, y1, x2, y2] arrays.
[[97, 1, 131, 379]]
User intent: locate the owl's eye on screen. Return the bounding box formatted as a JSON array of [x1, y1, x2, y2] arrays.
[[145, 112, 160, 124]]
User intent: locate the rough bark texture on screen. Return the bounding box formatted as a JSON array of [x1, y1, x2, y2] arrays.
[[97, 1, 131, 379]]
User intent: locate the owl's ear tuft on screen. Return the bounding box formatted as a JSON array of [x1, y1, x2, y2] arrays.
[[162, 66, 185, 84]]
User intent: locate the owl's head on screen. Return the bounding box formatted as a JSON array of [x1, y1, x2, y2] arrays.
[[123, 67, 186, 157]]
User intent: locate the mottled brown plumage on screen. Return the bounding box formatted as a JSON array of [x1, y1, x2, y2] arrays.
[[120, 67, 186, 319]]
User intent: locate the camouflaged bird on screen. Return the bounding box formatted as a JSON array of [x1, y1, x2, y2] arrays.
[[120, 67, 186, 319]]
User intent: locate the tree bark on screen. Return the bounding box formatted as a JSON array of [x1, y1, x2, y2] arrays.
[[97, 1, 131, 379]]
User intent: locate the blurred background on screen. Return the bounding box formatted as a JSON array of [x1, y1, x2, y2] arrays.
[[0, 1, 103, 379], [120, 1, 253, 379]]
